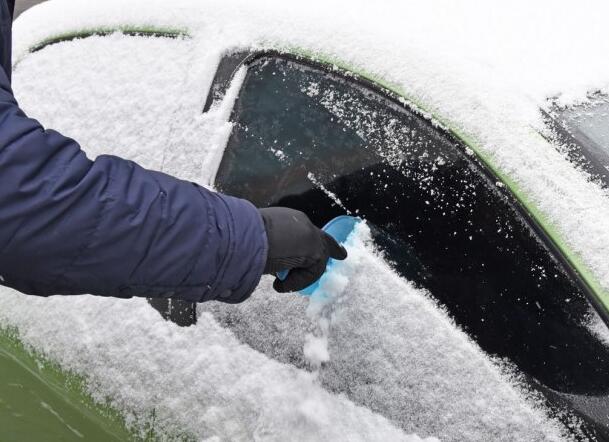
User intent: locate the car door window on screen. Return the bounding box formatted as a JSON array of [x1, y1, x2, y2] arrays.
[[214, 54, 609, 436]]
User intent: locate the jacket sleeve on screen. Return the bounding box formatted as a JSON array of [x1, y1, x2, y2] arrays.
[[0, 71, 267, 303]]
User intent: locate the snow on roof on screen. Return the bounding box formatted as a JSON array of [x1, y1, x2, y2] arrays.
[[5, 0, 609, 440]]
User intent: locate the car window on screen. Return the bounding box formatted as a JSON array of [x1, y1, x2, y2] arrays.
[[547, 95, 609, 187], [214, 54, 609, 436], [562, 98, 609, 151]]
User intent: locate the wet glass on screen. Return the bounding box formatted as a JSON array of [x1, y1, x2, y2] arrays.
[[215, 56, 609, 436]]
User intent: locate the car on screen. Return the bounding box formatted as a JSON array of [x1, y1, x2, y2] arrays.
[[2, 1, 609, 441]]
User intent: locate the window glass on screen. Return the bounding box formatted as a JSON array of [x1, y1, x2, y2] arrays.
[[215, 56, 609, 433], [549, 95, 609, 187], [561, 97, 609, 157]]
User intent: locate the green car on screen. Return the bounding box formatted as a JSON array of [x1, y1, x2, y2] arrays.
[[3, 1, 609, 440]]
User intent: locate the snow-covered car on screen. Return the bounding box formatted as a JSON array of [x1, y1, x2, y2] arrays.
[[2, 1, 609, 441]]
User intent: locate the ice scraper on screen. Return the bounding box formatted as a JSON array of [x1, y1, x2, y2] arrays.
[[278, 215, 361, 295]]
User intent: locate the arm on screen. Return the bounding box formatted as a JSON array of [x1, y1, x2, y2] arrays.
[[0, 70, 267, 303]]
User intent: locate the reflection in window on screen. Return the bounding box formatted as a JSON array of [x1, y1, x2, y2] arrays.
[[215, 56, 609, 437]]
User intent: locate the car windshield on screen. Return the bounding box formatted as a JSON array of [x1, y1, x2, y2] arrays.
[[214, 55, 609, 437]]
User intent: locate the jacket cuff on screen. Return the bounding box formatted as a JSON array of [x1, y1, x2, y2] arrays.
[[209, 193, 268, 303]]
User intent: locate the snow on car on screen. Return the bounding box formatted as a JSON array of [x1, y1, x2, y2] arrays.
[[2, 0, 609, 440]]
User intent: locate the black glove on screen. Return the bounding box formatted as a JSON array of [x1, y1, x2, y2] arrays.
[[259, 207, 348, 293]]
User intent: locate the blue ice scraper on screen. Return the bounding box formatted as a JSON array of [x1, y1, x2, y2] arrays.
[[278, 215, 362, 295]]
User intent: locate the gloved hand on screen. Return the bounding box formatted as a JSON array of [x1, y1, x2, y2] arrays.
[[259, 207, 348, 293]]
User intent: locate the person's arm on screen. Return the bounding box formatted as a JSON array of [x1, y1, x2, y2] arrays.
[[0, 1, 345, 303], [0, 69, 267, 303]]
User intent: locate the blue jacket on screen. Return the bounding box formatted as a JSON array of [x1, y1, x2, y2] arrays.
[[0, 0, 267, 303]]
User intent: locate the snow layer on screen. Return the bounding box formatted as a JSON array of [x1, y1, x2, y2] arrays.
[[0, 292, 426, 441], [6, 0, 609, 440], [204, 225, 568, 441]]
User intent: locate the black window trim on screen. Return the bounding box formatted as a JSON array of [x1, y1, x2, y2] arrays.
[[27, 28, 189, 54]]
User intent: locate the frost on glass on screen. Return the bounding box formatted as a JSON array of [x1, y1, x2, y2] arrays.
[[215, 56, 609, 437], [551, 95, 609, 188], [561, 97, 609, 156]]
